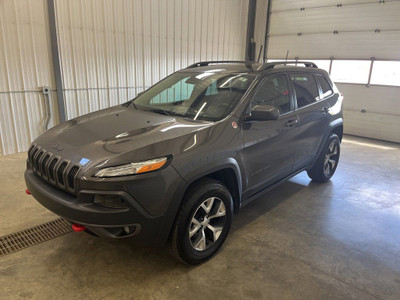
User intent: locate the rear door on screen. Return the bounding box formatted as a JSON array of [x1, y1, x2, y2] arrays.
[[240, 73, 299, 199], [290, 72, 332, 170]]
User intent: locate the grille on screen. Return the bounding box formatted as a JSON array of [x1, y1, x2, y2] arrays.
[[0, 218, 72, 257], [28, 144, 81, 193]]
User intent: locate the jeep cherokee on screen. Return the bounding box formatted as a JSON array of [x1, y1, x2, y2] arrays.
[[25, 61, 343, 264]]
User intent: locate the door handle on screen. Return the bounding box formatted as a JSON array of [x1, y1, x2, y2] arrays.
[[321, 107, 330, 114], [285, 119, 298, 127]]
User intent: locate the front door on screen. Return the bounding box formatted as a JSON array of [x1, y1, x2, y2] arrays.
[[240, 73, 299, 199]]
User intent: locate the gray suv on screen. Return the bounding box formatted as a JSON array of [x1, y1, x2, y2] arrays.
[[25, 61, 343, 264]]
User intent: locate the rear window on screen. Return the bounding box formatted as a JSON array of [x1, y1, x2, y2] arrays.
[[290, 74, 319, 108], [316, 75, 333, 99]]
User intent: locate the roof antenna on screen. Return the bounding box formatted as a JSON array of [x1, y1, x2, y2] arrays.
[[285, 50, 289, 63]]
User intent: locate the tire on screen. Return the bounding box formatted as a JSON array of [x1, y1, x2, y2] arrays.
[[168, 178, 233, 265], [307, 133, 341, 183]]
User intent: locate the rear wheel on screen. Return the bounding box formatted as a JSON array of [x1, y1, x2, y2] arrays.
[[307, 133, 340, 182], [168, 179, 233, 265]]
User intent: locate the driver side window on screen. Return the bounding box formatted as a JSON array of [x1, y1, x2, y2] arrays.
[[251, 74, 291, 115]]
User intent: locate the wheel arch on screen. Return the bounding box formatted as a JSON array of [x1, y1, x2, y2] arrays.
[[327, 118, 343, 140], [331, 123, 343, 142], [310, 118, 343, 170], [181, 160, 243, 214], [158, 159, 243, 246]]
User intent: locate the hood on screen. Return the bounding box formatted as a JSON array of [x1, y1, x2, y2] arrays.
[[34, 105, 212, 170]]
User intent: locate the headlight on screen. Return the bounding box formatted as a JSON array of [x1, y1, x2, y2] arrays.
[[95, 157, 168, 177]]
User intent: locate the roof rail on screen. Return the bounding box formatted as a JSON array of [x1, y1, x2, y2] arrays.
[[187, 61, 255, 69], [260, 61, 318, 71]]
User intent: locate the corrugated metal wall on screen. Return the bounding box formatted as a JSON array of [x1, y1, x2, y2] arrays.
[[253, 0, 268, 60], [0, 0, 58, 156], [54, 0, 249, 120], [0, 0, 249, 156]]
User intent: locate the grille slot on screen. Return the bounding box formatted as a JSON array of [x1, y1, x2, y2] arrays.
[[57, 162, 68, 185], [67, 166, 80, 190], [41, 154, 51, 177], [30, 147, 39, 168], [28, 144, 36, 160], [34, 151, 44, 172], [48, 157, 59, 181]]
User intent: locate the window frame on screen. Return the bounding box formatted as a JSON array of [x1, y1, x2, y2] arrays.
[[330, 60, 371, 84], [370, 60, 400, 87], [247, 72, 295, 117]]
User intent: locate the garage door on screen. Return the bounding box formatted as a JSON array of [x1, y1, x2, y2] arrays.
[[265, 0, 400, 143], [268, 0, 400, 59]]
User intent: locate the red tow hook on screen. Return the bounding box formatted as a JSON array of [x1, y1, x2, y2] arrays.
[[72, 223, 86, 232], [26, 189, 31, 195]]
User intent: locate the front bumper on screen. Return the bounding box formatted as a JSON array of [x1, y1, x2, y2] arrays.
[[25, 169, 164, 244]]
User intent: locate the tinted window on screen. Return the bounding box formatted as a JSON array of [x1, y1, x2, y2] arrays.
[[316, 75, 333, 99], [291, 74, 319, 108], [251, 74, 291, 115]]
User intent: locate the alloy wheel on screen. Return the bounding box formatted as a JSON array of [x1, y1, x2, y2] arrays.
[[188, 197, 226, 251], [324, 141, 339, 176]]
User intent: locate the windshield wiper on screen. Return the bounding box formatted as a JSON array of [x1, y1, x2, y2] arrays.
[[144, 109, 170, 116], [145, 109, 185, 117]]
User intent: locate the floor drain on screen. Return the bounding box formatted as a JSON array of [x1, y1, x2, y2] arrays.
[[0, 218, 72, 257]]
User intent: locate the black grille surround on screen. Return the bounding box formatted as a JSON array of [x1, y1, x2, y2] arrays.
[[27, 144, 81, 194]]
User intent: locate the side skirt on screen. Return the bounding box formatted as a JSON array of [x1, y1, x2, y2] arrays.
[[240, 167, 310, 208]]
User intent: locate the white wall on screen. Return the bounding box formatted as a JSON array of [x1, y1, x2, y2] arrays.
[[55, 0, 249, 120], [0, 0, 250, 156], [0, 0, 59, 156]]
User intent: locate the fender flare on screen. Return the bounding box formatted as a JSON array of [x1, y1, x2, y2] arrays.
[[311, 118, 343, 168], [180, 157, 243, 200], [156, 157, 243, 245]]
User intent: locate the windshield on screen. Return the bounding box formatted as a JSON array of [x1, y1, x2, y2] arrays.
[[132, 71, 255, 121]]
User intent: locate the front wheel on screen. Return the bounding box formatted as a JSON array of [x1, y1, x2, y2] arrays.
[[168, 179, 233, 265], [307, 133, 341, 182]]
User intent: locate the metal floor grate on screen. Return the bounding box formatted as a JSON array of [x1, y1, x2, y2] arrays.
[[0, 218, 72, 257]]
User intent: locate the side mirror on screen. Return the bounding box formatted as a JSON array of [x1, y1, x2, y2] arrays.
[[246, 105, 279, 121]]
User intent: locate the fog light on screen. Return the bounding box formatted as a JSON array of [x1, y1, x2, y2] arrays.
[[93, 195, 129, 209]]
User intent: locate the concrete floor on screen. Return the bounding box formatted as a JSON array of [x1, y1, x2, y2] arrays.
[[0, 135, 399, 299]]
